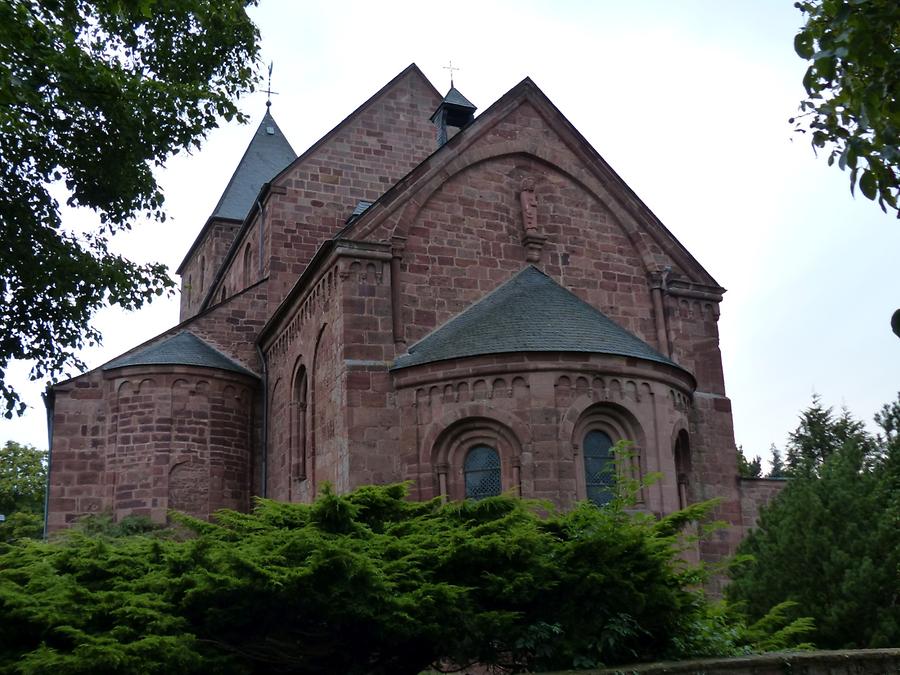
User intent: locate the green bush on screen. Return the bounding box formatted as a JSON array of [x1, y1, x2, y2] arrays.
[[0, 481, 735, 674]]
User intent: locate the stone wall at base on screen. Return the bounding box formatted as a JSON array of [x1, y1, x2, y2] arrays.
[[540, 648, 900, 675], [739, 477, 788, 535]]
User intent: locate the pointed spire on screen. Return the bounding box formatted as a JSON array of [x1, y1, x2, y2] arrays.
[[210, 109, 296, 221]]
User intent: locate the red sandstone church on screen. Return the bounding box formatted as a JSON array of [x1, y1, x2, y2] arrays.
[[46, 65, 777, 564]]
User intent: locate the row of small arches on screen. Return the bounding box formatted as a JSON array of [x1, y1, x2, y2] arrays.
[[270, 270, 338, 361], [416, 377, 530, 406], [555, 375, 653, 403], [676, 298, 717, 320]]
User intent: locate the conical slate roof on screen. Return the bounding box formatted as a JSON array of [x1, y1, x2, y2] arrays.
[[103, 331, 257, 377], [211, 109, 296, 221], [393, 266, 682, 371]]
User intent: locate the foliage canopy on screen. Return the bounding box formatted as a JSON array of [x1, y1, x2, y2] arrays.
[[793, 0, 900, 215], [0, 440, 46, 542], [0, 0, 260, 416]]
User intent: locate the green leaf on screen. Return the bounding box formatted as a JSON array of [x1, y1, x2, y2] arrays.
[[859, 170, 877, 200], [795, 32, 815, 59]]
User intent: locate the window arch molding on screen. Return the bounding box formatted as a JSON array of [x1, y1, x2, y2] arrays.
[[431, 416, 523, 501], [571, 402, 645, 504]]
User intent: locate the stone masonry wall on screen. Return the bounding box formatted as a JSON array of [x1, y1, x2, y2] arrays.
[[263, 256, 347, 502], [48, 365, 255, 530], [47, 369, 108, 531], [556, 648, 900, 675], [740, 477, 788, 534], [179, 218, 242, 320], [390, 353, 695, 514], [262, 66, 441, 313]]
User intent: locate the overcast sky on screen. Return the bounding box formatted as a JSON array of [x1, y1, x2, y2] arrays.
[[3, 0, 898, 465]]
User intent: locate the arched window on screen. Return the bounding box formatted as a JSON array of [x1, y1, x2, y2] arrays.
[[464, 445, 501, 499], [674, 430, 692, 509], [583, 430, 616, 506], [292, 366, 308, 480], [186, 275, 192, 305], [220, 286, 227, 303], [199, 256, 206, 293]]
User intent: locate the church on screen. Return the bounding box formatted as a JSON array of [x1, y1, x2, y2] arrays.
[[46, 64, 778, 565]]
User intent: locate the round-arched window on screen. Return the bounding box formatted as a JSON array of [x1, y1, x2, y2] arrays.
[[464, 445, 501, 499], [584, 430, 616, 506]]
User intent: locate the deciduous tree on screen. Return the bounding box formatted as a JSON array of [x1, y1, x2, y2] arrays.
[[792, 0, 900, 215], [0, 0, 260, 416]]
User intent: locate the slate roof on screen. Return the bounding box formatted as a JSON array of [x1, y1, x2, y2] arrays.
[[210, 109, 297, 221], [442, 86, 476, 110], [103, 331, 257, 377], [345, 200, 373, 224], [393, 266, 683, 371]]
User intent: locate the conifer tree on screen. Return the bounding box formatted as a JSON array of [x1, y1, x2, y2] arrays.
[[728, 393, 900, 648], [767, 444, 786, 478]]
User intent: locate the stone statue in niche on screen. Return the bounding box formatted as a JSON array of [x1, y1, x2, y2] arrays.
[[518, 176, 547, 262], [519, 177, 539, 233]]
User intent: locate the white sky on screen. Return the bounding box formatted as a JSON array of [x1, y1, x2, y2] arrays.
[[3, 0, 898, 465]]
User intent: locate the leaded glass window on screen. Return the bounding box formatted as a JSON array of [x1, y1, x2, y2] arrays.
[[464, 445, 501, 499], [584, 430, 615, 506]]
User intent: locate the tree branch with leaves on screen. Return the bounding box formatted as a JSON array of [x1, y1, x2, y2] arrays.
[[792, 0, 899, 215], [0, 0, 261, 416]]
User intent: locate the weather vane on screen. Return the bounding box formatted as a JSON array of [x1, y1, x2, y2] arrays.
[[265, 61, 279, 108], [443, 60, 460, 88]]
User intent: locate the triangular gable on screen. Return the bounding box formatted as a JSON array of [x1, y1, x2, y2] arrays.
[[343, 76, 721, 289], [267, 63, 442, 190], [393, 265, 685, 373], [196, 63, 442, 313]]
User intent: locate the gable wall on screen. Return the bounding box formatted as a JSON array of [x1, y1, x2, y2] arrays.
[[359, 100, 728, 395], [179, 219, 243, 320], [263, 71, 441, 313], [396, 154, 660, 349], [204, 216, 265, 308]]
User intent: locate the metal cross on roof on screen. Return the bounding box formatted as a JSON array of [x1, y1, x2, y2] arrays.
[[443, 60, 460, 88], [265, 61, 279, 108]]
